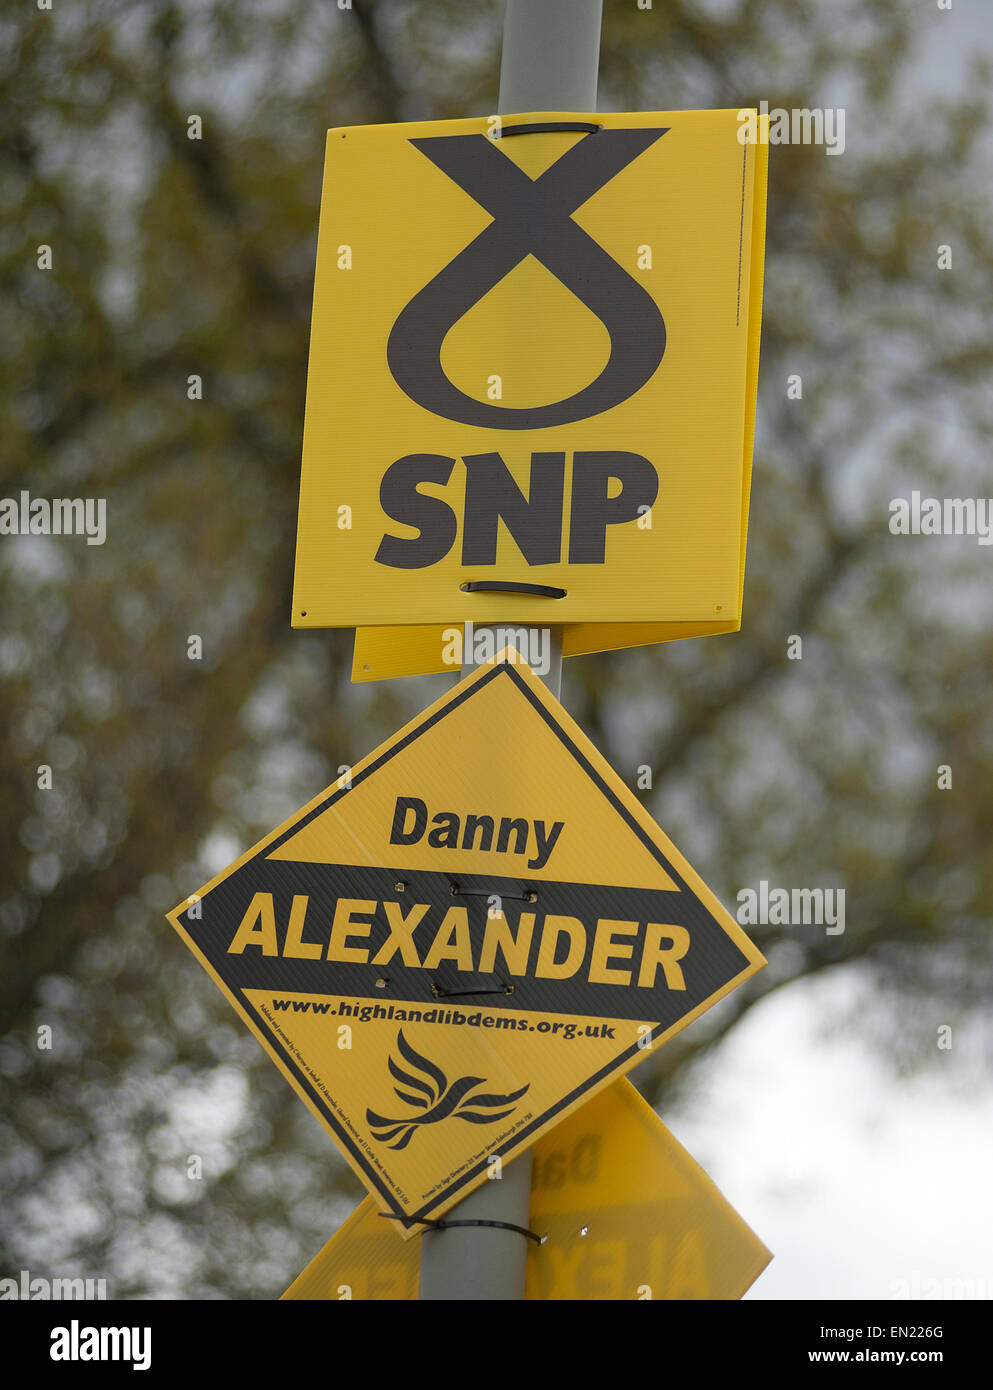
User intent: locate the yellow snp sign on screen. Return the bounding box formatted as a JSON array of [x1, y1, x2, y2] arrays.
[[292, 107, 768, 666], [167, 654, 764, 1229], [283, 1079, 771, 1301]]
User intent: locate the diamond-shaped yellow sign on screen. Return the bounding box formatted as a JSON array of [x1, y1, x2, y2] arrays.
[[167, 654, 763, 1228], [283, 1079, 771, 1300]]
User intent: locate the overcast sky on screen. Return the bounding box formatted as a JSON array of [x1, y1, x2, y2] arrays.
[[664, 969, 993, 1300]]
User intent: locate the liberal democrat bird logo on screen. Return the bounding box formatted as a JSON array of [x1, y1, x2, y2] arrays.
[[366, 1031, 529, 1150]]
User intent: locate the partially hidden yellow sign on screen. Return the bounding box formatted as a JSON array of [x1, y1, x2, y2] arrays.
[[167, 654, 764, 1230], [292, 107, 768, 656], [283, 1079, 771, 1300]]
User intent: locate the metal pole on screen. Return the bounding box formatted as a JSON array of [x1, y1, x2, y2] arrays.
[[417, 0, 602, 1301]]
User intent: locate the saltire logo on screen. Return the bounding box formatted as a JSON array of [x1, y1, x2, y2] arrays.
[[366, 1031, 530, 1150], [387, 129, 668, 429]]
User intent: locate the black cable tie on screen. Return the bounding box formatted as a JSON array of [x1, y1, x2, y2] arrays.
[[460, 580, 566, 598], [498, 120, 601, 138], [449, 884, 537, 902], [430, 982, 513, 999], [381, 1213, 546, 1244]]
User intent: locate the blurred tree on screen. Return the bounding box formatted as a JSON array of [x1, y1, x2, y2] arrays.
[[1, 0, 991, 1296]]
